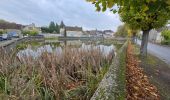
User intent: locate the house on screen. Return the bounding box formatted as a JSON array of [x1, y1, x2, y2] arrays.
[[148, 26, 170, 43], [85, 29, 114, 38], [65, 26, 83, 37], [85, 29, 103, 37], [149, 29, 160, 43], [88, 30, 97, 36], [0, 20, 23, 38], [23, 23, 41, 33], [103, 30, 114, 38], [82, 31, 92, 37], [104, 30, 114, 35], [96, 30, 104, 37]]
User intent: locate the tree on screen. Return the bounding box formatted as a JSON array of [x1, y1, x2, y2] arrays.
[[161, 30, 170, 45], [0, 30, 5, 35], [49, 21, 56, 33], [130, 29, 139, 44], [55, 23, 60, 33], [126, 24, 140, 44], [41, 27, 50, 33], [60, 21, 65, 29], [115, 24, 128, 37], [87, 0, 170, 56], [22, 30, 38, 36]]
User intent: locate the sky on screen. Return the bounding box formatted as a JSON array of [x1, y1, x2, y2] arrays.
[[0, 0, 122, 31]]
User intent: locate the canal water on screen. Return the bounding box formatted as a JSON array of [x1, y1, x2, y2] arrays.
[[17, 39, 116, 59]]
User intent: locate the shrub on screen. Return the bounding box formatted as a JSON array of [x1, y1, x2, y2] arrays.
[[22, 30, 38, 36], [0, 30, 6, 35]]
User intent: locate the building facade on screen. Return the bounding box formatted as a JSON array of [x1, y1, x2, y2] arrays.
[[60, 26, 84, 37]]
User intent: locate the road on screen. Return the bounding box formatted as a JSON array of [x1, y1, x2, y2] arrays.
[[0, 38, 20, 47], [137, 40, 170, 65]]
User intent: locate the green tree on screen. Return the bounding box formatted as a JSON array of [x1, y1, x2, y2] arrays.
[[22, 30, 38, 36], [41, 27, 50, 33], [49, 21, 56, 33], [0, 30, 4, 35], [161, 30, 170, 45], [115, 24, 128, 37], [130, 29, 139, 44], [60, 21, 65, 29], [87, 0, 170, 56], [126, 24, 140, 44], [55, 23, 60, 33]]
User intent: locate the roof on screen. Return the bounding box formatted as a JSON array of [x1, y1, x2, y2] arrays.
[[0, 22, 23, 30], [65, 26, 82, 31], [104, 30, 114, 33]]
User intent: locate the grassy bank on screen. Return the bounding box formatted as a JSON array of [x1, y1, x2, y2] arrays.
[[114, 43, 126, 100]]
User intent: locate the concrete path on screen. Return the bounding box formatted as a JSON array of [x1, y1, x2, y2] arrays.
[[137, 40, 170, 65]]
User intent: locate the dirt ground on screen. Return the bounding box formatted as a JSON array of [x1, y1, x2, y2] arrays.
[[139, 54, 170, 100]]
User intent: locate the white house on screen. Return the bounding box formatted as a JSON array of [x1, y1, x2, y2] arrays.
[[149, 29, 162, 43], [23, 23, 41, 33], [103, 30, 114, 38], [148, 26, 170, 43], [65, 26, 84, 37]]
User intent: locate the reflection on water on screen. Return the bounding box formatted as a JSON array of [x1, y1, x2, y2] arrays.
[[17, 40, 115, 59]]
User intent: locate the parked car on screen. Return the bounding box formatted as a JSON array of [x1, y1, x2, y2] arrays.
[[0, 36, 4, 41], [2, 34, 11, 40], [8, 32, 19, 38]]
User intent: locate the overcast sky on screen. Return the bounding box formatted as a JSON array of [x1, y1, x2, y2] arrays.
[[0, 0, 122, 31]]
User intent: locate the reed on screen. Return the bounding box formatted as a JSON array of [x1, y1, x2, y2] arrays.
[[0, 46, 114, 100]]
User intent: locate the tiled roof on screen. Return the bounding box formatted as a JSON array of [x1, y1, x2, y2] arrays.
[[65, 26, 82, 31], [0, 22, 23, 29]]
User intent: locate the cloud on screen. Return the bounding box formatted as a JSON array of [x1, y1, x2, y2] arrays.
[[0, 0, 122, 31]]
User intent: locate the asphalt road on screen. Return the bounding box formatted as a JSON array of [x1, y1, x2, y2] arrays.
[[137, 40, 170, 65]]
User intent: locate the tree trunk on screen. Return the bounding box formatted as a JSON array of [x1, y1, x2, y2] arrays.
[[131, 32, 136, 44], [64, 28, 67, 37], [140, 30, 150, 56]]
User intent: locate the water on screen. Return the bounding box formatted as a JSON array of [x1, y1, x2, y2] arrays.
[[17, 40, 115, 59]]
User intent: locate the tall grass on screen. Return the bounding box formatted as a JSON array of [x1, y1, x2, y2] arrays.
[[0, 46, 114, 100]]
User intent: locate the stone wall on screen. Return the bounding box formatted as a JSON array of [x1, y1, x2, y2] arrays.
[[0, 36, 44, 53], [90, 41, 127, 100]]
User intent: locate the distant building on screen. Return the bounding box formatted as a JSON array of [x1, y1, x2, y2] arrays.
[[103, 30, 114, 38], [23, 23, 41, 33], [83, 31, 96, 37], [96, 30, 104, 37], [65, 26, 83, 37], [85, 29, 103, 37], [148, 26, 170, 43], [149, 29, 161, 43], [88, 30, 97, 36], [84, 29, 114, 38], [104, 30, 114, 35]]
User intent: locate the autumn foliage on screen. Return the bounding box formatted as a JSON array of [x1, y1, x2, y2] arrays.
[[126, 42, 160, 100]]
